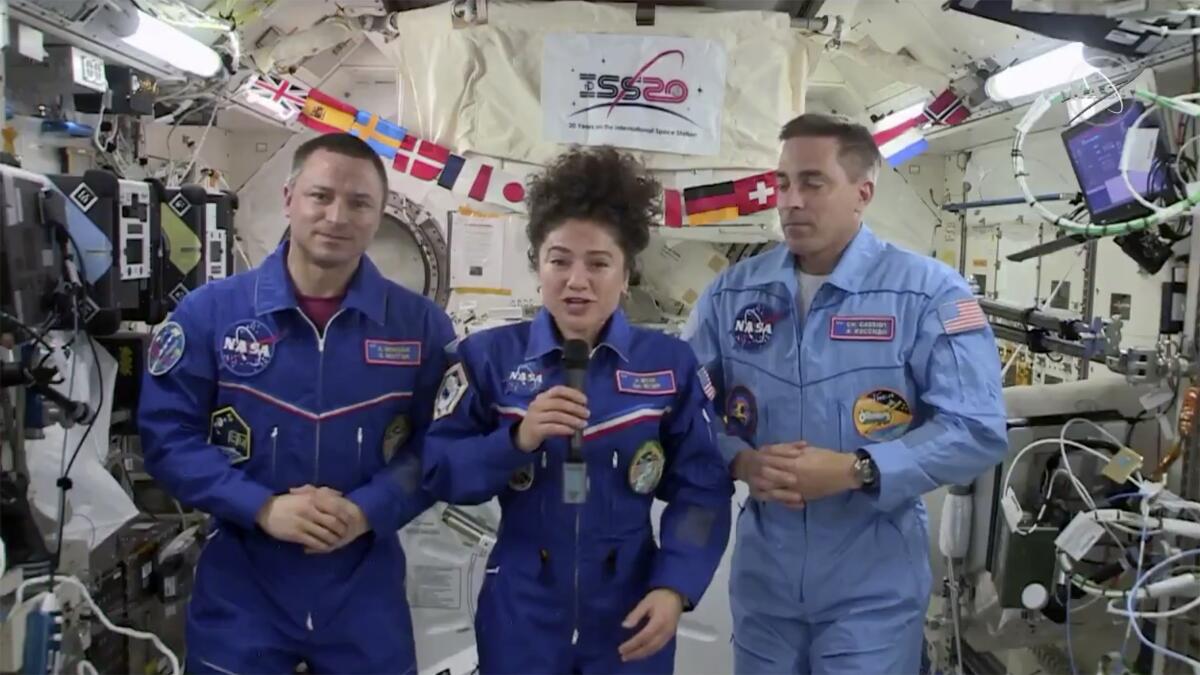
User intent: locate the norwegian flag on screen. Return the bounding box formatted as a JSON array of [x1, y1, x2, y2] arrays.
[[245, 74, 310, 120], [922, 88, 970, 127], [939, 297, 987, 335]]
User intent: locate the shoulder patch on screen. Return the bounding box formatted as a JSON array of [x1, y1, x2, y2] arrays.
[[938, 297, 987, 335], [147, 321, 186, 376], [434, 362, 469, 420]]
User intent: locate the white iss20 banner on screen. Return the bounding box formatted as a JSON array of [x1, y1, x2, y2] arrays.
[[541, 32, 727, 156]]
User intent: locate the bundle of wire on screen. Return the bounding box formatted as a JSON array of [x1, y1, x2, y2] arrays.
[[1003, 417, 1200, 674], [1011, 88, 1200, 236]]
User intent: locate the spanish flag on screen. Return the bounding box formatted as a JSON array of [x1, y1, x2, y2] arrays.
[[298, 89, 356, 135]]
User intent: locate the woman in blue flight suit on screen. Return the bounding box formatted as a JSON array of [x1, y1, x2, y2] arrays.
[[423, 147, 733, 675]]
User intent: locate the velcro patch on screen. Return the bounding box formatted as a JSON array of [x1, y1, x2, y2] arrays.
[[209, 407, 251, 464], [697, 367, 716, 401], [830, 316, 895, 341], [434, 363, 468, 420], [939, 298, 987, 335], [364, 339, 421, 366], [616, 369, 677, 395]]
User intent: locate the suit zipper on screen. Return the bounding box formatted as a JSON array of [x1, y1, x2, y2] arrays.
[[356, 427, 364, 473], [572, 507, 581, 646], [270, 426, 279, 482], [295, 308, 347, 484]]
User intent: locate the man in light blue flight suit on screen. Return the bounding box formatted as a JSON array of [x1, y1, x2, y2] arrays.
[[684, 113, 1007, 674], [139, 133, 454, 674]]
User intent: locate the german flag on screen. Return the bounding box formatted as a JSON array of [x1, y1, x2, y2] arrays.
[[684, 181, 737, 226], [298, 89, 356, 134]]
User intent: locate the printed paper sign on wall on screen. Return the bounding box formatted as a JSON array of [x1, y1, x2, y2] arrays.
[[541, 32, 727, 156]]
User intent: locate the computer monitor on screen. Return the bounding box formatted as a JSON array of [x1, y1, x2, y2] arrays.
[[1062, 99, 1176, 225], [0, 165, 65, 331]]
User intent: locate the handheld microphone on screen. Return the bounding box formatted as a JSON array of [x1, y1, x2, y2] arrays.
[[562, 339, 589, 459], [561, 339, 589, 504]]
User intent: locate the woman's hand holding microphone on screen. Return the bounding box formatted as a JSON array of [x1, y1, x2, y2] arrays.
[[513, 386, 590, 452]]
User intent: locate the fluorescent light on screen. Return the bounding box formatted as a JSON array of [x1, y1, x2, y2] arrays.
[[121, 10, 221, 78], [985, 42, 1097, 102]]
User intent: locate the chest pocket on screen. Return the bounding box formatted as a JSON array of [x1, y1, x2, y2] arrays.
[[813, 303, 918, 451], [601, 411, 669, 537], [715, 286, 797, 447]]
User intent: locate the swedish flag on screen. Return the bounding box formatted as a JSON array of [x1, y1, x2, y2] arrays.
[[349, 111, 406, 160]]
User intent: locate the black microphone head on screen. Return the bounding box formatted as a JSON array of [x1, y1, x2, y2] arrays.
[[562, 339, 589, 369]]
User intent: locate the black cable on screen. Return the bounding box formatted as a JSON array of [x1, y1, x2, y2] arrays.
[[48, 224, 103, 581], [0, 309, 56, 354]]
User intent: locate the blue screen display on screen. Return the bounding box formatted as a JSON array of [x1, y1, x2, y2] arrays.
[[1064, 101, 1169, 222]]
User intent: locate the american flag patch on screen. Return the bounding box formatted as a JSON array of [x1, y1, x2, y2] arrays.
[[939, 298, 987, 335], [698, 366, 716, 401]]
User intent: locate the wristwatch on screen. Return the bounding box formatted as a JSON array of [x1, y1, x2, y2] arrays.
[[853, 449, 879, 490]]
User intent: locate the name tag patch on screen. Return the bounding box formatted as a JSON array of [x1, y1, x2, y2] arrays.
[[616, 369, 677, 395], [830, 316, 895, 341], [364, 339, 421, 366]]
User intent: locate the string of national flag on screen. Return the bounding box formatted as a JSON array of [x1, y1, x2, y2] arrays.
[[870, 88, 971, 168], [242, 73, 779, 227]]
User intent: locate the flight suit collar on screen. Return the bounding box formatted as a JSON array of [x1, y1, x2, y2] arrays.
[[825, 224, 884, 293], [525, 307, 632, 362], [754, 223, 883, 294], [254, 242, 389, 325]]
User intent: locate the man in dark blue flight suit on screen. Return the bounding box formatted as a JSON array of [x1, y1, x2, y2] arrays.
[[139, 133, 454, 674]]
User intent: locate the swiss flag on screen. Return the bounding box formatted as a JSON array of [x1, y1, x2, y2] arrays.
[[393, 136, 450, 181], [733, 172, 778, 215]]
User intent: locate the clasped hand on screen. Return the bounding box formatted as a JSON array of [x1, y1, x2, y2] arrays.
[[255, 485, 369, 553], [733, 443, 860, 508]]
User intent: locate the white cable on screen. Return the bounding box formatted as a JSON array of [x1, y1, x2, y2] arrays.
[[1060, 418, 1132, 456], [77, 660, 99, 675], [17, 576, 181, 675], [1125, 549, 1200, 674], [1118, 95, 1200, 215], [0, 536, 6, 578], [1108, 591, 1200, 619], [1011, 89, 1200, 236], [173, 101, 220, 188]]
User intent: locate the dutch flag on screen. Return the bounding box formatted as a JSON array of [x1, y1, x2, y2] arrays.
[[872, 109, 929, 169]]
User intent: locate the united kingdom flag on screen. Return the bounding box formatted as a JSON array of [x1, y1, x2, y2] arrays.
[[244, 74, 311, 121]]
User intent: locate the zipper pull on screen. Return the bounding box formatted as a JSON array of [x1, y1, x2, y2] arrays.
[[357, 427, 364, 464], [571, 628, 579, 645], [271, 427, 279, 442], [541, 452, 547, 468], [612, 450, 618, 469]]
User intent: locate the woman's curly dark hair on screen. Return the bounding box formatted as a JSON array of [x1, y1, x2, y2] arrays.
[[525, 146, 661, 274]]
